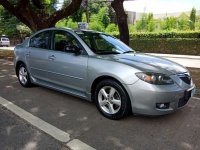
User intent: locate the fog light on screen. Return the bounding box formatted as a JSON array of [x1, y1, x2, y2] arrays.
[[156, 103, 169, 109]]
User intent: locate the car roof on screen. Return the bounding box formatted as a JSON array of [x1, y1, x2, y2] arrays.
[[72, 28, 102, 34], [41, 27, 102, 34]]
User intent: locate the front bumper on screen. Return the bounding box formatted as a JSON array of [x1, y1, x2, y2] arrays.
[[124, 79, 195, 116]]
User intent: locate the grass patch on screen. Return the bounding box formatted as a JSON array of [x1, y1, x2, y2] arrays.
[[0, 50, 14, 61]]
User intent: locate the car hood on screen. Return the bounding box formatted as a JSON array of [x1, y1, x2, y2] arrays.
[[99, 53, 188, 75]]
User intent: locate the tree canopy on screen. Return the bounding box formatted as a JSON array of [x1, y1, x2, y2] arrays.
[[0, 0, 82, 31]]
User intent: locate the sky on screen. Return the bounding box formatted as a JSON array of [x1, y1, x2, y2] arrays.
[[123, 0, 200, 14]]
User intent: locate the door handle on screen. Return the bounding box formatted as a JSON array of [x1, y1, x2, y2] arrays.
[[26, 51, 30, 56], [48, 55, 55, 61]]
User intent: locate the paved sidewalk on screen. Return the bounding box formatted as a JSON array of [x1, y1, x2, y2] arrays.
[[147, 53, 200, 68], [147, 53, 200, 59]]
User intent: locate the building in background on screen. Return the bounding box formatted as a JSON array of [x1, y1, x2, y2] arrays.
[[127, 10, 200, 24]]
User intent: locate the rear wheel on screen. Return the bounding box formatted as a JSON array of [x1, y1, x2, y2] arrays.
[[94, 79, 131, 120], [17, 64, 32, 87]]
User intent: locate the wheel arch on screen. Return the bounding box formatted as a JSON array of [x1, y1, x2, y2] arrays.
[[15, 60, 25, 77], [90, 76, 132, 108]]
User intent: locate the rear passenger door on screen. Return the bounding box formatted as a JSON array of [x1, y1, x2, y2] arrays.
[[26, 31, 51, 82], [46, 30, 88, 94]]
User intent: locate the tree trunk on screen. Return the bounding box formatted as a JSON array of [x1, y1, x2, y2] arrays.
[[111, 0, 129, 45]]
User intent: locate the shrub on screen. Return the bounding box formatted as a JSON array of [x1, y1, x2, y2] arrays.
[[129, 38, 200, 55], [89, 22, 104, 32], [105, 24, 118, 33]]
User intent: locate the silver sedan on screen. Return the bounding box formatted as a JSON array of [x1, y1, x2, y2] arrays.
[[14, 28, 196, 119]]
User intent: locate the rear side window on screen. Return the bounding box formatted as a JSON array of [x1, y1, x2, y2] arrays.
[[30, 31, 50, 49]]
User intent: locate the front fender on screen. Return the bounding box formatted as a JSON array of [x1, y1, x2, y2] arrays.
[[86, 57, 140, 93]]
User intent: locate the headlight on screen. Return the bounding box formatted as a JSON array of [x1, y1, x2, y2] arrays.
[[135, 72, 174, 85]]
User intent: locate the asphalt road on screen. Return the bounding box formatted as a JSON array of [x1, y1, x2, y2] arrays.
[[0, 106, 68, 150], [0, 59, 200, 150]]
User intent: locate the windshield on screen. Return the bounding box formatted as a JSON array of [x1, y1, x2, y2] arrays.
[[75, 31, 135, 54]]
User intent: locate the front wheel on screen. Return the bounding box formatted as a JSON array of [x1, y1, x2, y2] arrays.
[[94, 79, 131, 120], [17, 64, 32, 87]]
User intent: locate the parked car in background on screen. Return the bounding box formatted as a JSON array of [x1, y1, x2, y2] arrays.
[[14, 28, 196, 119], [0, 37, 10, 47]]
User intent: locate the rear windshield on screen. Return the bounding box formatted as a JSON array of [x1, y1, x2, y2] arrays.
[[1, 38, 9, 41]]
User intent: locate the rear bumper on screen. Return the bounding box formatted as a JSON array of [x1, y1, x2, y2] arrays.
[[124, 80, 195, 116]]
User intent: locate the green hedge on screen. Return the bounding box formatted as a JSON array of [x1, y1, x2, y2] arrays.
[[111, 31, 200, 39], [129, 38, 200, 55], [129, 32, 200, 39]]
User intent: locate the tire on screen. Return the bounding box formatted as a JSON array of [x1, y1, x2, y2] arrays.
[[17, 64, 32, 87], [94, 79, 131, 120]]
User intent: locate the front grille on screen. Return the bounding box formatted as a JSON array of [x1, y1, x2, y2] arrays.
[[178, 72, 191, 85]]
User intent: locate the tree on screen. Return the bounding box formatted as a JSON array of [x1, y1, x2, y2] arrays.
[[190, 7, 196, 30], [161, 17, 178, 31], [0, 6, 32, 41], [178, 13, 189, 31], [69, 7, 84, 22], [111, 0, 129, 45], [0, 0, 83, 32], [98, 7, 110, 28]]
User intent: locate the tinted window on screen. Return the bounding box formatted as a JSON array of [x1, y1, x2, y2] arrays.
[[53, 30, 80, 53], [30, 31, 50, 49]]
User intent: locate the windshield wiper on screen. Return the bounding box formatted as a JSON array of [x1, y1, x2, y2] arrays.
[[96, 51, 121, 54], [123, 51, 135, 54]]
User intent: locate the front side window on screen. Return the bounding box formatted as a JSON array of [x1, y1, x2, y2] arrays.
[[76, 31, 135, 54], [30, 31, 50, 49], [53, 30, 80, 53]]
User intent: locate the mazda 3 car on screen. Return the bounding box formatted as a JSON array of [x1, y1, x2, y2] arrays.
[[14, 28, 196, 119]]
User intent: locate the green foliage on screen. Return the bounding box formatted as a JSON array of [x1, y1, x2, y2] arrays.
[[190, 7, 196, 30], [69, 8, 84, 22], [127, 31, 200, 39], [66, 18, 78, 28], [129, 38, 200, 55], [97, 7, 110, 28], [56, 18, 78, 28], [135, 13, 155, 32], [128, 24, 135, 33], [87, 0, 107, 17], [135, 13, 148, 31], [0, 6, 29, 37], [16, 25, 32, 39], [147, 13, 155, 32], [56, 19, 67, 27], [161, 17, 178, 31], [82, 13, 87, 22], [89, 22, 104, 32], [105, 24, 119, 33], [178, 13, 190, 30], [196, 22, 200, 30]]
